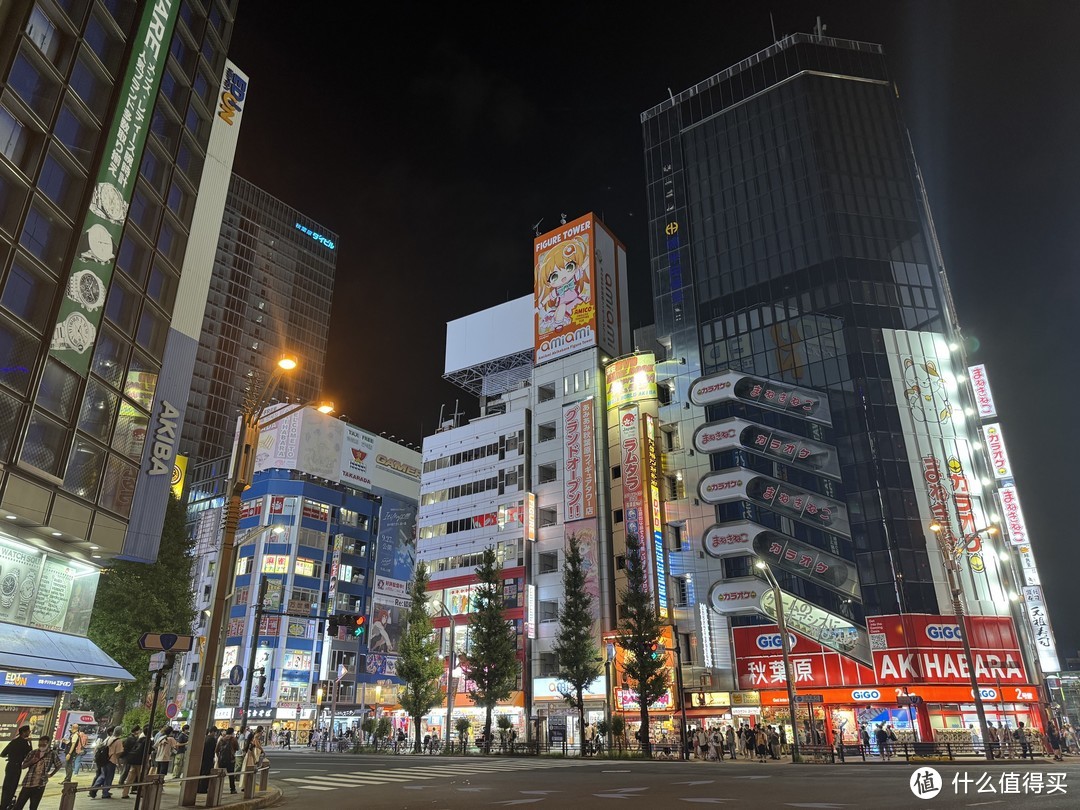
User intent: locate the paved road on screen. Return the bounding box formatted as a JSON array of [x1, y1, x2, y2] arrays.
[[264, 749, 1080, 808]]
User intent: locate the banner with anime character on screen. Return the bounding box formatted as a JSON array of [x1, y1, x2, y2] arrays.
[[534, 214, 597, 364]]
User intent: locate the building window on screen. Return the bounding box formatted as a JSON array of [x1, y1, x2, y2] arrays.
[[540, 601, 558, 623], [537, 463, 557, 484], [615, 554, 626, 571], [538, 550, 559, 574], [538, 506, 557, 528], [658, 380, 673, 406], [538, 383, 556, 402], [537, 421, 556, 443], [538, 652, 559, 677], [1, 258, 55, 332], [613, 508, 623, 524], [19, 200, 70, 272], [611, 464, 621, 479], [294, 558, 321, 578], [674, 576, 690, 607], [661, 425, 680, 451]]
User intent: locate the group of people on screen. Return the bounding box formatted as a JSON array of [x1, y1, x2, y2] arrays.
[[687, 723, 787, 762], [85, 723, 192, 799], [197, 726, 266, 794], [857, 723, 899, 759]]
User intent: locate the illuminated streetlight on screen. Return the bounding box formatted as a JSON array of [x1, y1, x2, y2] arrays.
[[316, 401, 335, 414], [277, 354, 298, 370]]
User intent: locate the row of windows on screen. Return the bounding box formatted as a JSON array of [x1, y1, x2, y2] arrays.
[[420, 475, 498, 506], [423, 431, 524, 472]]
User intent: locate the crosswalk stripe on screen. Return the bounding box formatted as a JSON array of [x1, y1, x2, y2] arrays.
[[298, 785, 337, 791]]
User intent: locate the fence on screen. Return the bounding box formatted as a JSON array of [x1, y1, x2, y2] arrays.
[[806, 738, 1050, 764], [57, 761, 272, 810]]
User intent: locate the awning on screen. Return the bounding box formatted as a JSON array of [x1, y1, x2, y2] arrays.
[[0, 622, 134, 684]]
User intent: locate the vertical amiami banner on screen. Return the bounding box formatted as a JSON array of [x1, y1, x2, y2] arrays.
[[534, 214, 597, 364], [620, 406, 654, 597]]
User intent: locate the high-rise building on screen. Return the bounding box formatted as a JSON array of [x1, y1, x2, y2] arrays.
[[174, 404, 420, 736], [0, 0, 241, 710], [642, 32, 1059, 744]]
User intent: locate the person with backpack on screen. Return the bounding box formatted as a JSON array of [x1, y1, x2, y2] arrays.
[[215, 729, 239, 794], [61, 724, 87, 782], [153, 727, 179, 776], [87, 726, 123, 799], [171, 725, 190, 779], [874, 724, 889, 760], [119, 727, 149, 800], [2, 726, 33, 810]]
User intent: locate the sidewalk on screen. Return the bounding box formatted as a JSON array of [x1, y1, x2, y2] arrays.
[[29, 773, 280, 810]]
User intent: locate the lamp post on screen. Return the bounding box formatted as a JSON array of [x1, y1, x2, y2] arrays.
[[929, 521, 995, 761], [429, 600, 458, 752], [181, 355, 334, 805], [756, 560, 800, 762]]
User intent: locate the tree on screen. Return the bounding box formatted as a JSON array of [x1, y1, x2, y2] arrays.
[[76, 494, 196, 724], [615, 529, 669, 758], [552, 533, 601, 755], [396, 562, 445, 752], [463, 547, 520, 752]]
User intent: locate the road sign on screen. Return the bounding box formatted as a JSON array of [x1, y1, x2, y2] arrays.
[[138, 632, 193, 652], [794, 694, 823, 704], [148, 651, 176, 672], [228, 665, 244, 686], [222, 685, 241, 706], [165, 703, 179, 719]]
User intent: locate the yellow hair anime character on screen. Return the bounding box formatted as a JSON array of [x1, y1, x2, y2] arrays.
[[536, 236, 591, 335]]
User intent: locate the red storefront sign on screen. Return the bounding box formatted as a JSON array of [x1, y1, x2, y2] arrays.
[[759, 683, 1039, 706], [732, 625, 876, 690], [866, 614, 1027, 686]]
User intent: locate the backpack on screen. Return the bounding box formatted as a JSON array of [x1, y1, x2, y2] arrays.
[[94, 739, 111, 766]]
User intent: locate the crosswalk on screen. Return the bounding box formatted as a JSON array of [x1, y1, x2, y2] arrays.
[[282, 759, 594, 791]]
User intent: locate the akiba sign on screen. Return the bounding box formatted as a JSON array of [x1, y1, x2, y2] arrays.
[[866, 614, 1027, 685]]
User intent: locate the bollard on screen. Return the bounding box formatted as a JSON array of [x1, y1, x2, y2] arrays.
[[59, 780, 78, 810], [141, 774, 164, 810], [258, 761, 269, 792], [205, 767, 226, 808]]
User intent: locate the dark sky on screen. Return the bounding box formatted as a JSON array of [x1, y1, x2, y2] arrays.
[[228, 3, 1080, 662]]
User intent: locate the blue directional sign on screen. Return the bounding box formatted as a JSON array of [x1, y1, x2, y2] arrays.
[[229, 665, 244, 686]]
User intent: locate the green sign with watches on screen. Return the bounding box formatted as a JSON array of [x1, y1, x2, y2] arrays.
[[48, 0, 180, 374]]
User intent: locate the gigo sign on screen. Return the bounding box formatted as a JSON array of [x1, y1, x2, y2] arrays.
[[851, 689, 881, 702], [755, 633, 797, 651], [147, 401, 180, 475], [925, 624, 963, 642]]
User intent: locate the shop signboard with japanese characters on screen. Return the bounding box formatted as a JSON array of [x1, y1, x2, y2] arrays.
[[759, 589, 871, 665], [562, 399, 597, 521], [980, 424, 1013, 480], [620, 407, 655, 597], [967, 364, 997, 419], [689, 370, 832, 426], [698, 468, 850, 538], [694, 417, 840, 480], [1020, 586, 1061, 673], [733, 625, 876, 690]]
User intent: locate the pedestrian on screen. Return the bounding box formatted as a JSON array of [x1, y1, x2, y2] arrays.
[[61, 723, 87, 782], [120, 727, 149, 800], [985, 722, 998, 759], [859, 724, 871, 756], [11, 736, 61, 810], [283, 730, 291, 751], [171, 725, 189, 779], [1014, 722, 1033, 760], [725, 725, 736, 760], [215, 729, 239, 794], [768, 726, 780, 760], [1047, 723, 1063, 761], [1000, 722, 1013, 758], [153, 727, 178, 776], [708, 728, 721, 762], [886, 724, 898, 758], [2, 726, 33, 810], [196, 728, 219, 795], [874, 724, 889, 760], [754, 726, 768, 763], [87, 725, 124, 799]]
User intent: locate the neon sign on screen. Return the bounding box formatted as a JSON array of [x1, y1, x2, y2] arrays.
[[295, 223, 335, 249]]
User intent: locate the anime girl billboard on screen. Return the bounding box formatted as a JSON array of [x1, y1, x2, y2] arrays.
[[534, 214, 598, 364]]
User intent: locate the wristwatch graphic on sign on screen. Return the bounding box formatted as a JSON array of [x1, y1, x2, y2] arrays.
[[0, 572, 18, 609], [67, 270, 106, 311], [89, 182, 128, 225], [51, 311, 97, 354], [81, 224, 116, 264]]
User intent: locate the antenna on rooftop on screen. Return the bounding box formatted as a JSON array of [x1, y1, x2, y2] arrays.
[[532, 218, 544, 236], [813, 16, 827, 38], [559, 212, 567, 225], [770, 12, 778, 43]]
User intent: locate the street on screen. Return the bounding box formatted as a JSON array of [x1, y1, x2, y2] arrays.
[[263, 750, 1080, 809]]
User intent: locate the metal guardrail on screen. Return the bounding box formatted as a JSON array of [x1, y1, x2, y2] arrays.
[[806, 740, 1051, 764], [57, 762, 272, 810]]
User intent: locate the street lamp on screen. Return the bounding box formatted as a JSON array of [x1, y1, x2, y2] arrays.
[[429, 600, 458, 753], [755, 560, 801, 762], [929, 521, 995, 760], [182, 355, 334, 805]]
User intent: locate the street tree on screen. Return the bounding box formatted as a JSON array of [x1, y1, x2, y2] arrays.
[[615, 528, 669, 757], [552, 533, 601, 754], [396, 562, 445, 752], [463, 546, 520, 751], [77, 494, 195, 723]]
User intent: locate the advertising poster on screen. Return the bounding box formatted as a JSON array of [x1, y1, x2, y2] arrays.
[[339, 424, 376, 489], [619, 407, 654, 595], [370, 575, 410, 656], [374, 496, 417, 582], [605, 354, 656, 409], [534, 214, 597, 365], [0, 544, 98, 635], [562, 399, 596, 522], [732, 625, 876, 690], [565, 519, 600, 621], [49, 0, 180, 373]]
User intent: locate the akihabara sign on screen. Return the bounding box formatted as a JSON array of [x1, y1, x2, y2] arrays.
[[968, 364, 997, 419], [698, 468, 850, 538], [981, 424, 1013, 480], [998, 485, 1029, 545], [701, 520, 860, 600], [563, 399, 597, 521], [732, 625, 876, 690], [1021, 585, 1061, 672], [866, 614, 1027, 685], [689, 370, 832, 426], [620, 407, 655, 596], [693, 417, 840, 479]]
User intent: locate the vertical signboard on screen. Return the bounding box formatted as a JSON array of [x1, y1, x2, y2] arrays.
[[534, 214, 597, 365], [968, 364, 997, 419], [1020, 585, 1061, 673], [643, 414, 667, 619], [981, 424, 1013, 480], [374, 495, 418, 583], [525, 492, 536, 543], [565, 519, 601, 622], [525, 584, 536, 639], [619, 407, 654, 597], [50, 1, 180, 372], [998, 485, 1029, 546], [326, 534, 343, 615], [592, 217, 628, 357], [562, 400, 597, 522]]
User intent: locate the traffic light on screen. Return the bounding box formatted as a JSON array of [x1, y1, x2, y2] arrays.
[[353, 615, 366, 638], [648, 641, 661, 661]]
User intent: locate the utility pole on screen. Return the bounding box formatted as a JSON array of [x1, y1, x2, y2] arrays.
[[238, 576, 268, 739]]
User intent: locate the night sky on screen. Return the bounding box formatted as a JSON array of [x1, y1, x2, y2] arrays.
[[227, 3, 1080, 663]]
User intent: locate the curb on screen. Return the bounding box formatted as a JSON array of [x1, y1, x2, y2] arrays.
[[222, 786, 282, 810]]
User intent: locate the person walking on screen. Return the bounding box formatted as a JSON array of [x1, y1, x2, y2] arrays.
[[283, 730, 291, 751], [859, 724, 871, 757], [119, 727, 149, 800], [874, 724, 889, 760], [87, 726, 123, 799], [753, 726, 768, 763], [11, 736, 61, 810], [725, 725, 737, 760], [171, 725, 189, 779], [985, 722, 999, 759], [1015, 722, 1033, 760], [115, 726, 141, 796], [2, 726, 33, 810], [242, 727, 264, 789], [707, 728, 720, 762], [215, 729, 239, 794], [153, 727, 178, 776], [61, 724, 87, 782], [779, 723, 788, 756], [196, 729, 219, 795]]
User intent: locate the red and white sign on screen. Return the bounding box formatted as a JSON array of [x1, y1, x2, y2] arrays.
[[981, 424, 1013, 480], [240, 498, 261, 520], [689, 371, 831, 425], [702, 521, 757, 557], [968, 364, 997, 419], [733, 625, 876, 690], [866, 614, 1027, 686], [620, 407, 653, 593], [998, 485, 1029, 546], [563, 399, 597, 521]]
